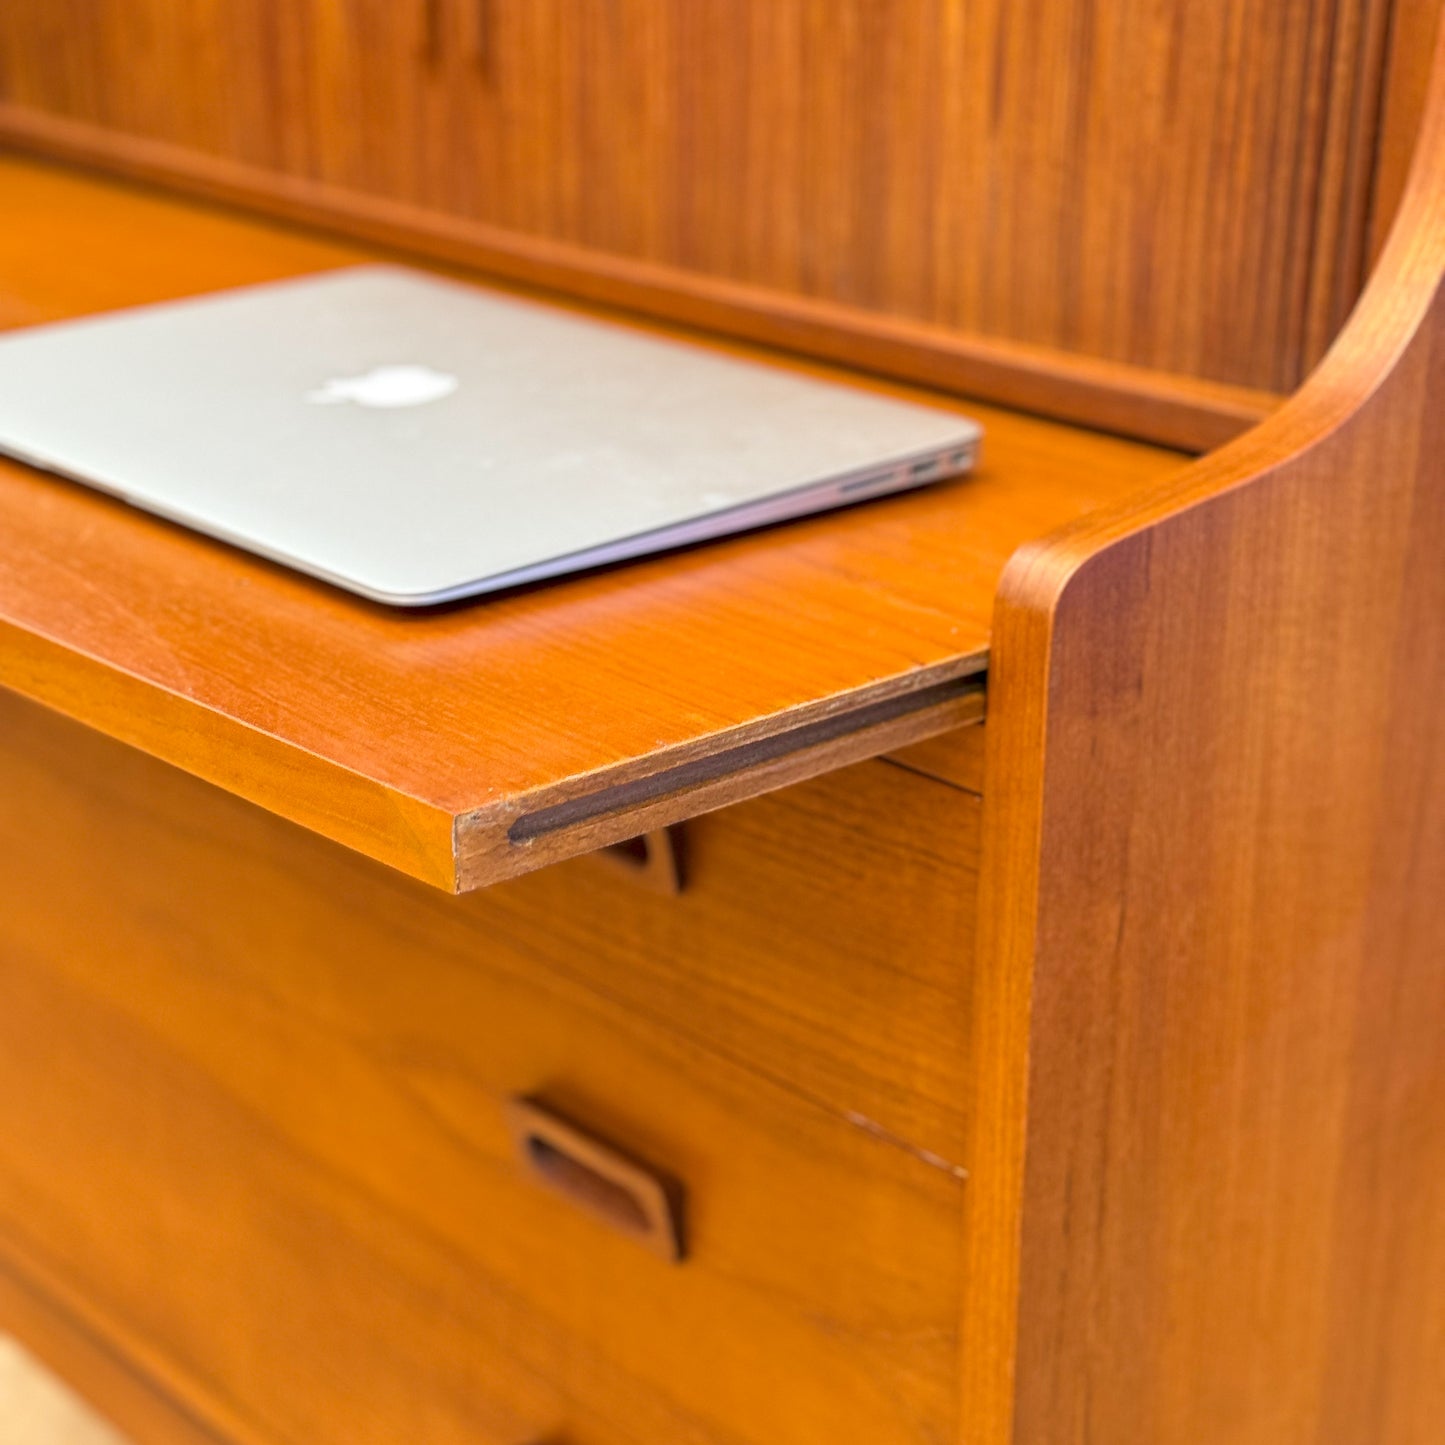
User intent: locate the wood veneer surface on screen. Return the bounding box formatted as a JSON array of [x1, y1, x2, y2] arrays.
[[886, 724, 986, 795], [964, 24, 1445, 1445], [1369, 0, 1445, 258], [0, 155, 1184, 889], [0, 0, 1395, 403], [0, 688, 968, 1445]]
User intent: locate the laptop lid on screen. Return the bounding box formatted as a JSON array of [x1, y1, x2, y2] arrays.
[[0, 266, 980, 605]]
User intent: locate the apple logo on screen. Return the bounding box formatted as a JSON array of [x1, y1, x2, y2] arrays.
[[305, 364, 459, 409]]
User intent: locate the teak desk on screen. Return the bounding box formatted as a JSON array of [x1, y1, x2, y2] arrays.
[[0, 8, 1443, 1445]]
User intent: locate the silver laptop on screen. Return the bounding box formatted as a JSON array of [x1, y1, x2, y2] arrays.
[[0, 266, 980, 605]]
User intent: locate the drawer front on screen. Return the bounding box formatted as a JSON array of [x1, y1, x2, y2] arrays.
[[0, 689, 977, 1445], [477, 742, 980, 1168]]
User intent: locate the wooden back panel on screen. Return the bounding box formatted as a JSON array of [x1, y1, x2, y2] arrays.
[[0, 1, 1424, 444]]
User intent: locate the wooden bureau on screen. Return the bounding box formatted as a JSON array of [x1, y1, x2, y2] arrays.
[[1, 6, 1444, 1444]]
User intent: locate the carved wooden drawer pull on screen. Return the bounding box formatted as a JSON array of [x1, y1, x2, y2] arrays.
[[506, 1097, 686, 1262], [598, 827, 684, 894]]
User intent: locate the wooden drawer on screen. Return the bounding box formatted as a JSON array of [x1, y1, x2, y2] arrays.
[[470, 744, 980, 1167], [0, 688, 980, 1445]]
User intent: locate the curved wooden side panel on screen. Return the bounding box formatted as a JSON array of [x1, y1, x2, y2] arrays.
[[969, 22, 1445, 1445]]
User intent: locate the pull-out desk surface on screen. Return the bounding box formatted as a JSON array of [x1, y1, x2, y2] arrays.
[[0, 155, 1187, 890]]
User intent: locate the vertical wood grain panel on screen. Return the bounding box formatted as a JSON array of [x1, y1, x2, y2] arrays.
[[0, 0, 1410, 396], [1368, 0, 1445, 257]]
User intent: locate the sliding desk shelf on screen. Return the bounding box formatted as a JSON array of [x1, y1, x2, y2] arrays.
[[0, 155, 1185, 890]]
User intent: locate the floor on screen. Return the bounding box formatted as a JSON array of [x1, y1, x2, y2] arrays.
[[0, 1335, 129, 1444]]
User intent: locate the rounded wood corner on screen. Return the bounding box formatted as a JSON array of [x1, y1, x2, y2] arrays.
[[994, 19, 1445, 646]]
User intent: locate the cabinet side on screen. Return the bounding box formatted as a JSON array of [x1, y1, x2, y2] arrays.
[[972, 25, 1445, 1445]]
